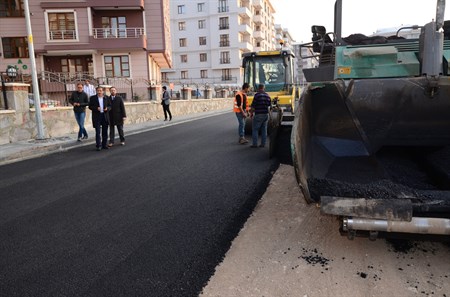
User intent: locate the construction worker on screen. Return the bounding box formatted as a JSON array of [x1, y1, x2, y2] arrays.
[[234, 82, 250, 144]]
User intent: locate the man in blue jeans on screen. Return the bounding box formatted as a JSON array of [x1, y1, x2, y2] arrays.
[[69, 83, 89, 141], [234, 82, 250, 144], [250, 84, 271, 148]]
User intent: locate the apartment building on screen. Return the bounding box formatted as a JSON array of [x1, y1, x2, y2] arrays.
[[0, 0, 172, 102], [163, 0, 277, 90]]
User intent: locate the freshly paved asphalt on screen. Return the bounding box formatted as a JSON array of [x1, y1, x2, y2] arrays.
[[0, 112, 283, 297]]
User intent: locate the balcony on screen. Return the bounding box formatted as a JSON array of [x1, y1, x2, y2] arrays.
[[239, 40, 252, 52], [239, 23, 252, 35], [253, 14, 263, 24], [89, 28, 146, 50], [48, 30, 77, 41], [219, 24, 230, 30], [219, 41, 230, 47], [220, 58, 231, 64], [87, 0, 144, 9], [253, 30, 264, 40], [92, 27, 144, 39], [238, 5, 251, 18]]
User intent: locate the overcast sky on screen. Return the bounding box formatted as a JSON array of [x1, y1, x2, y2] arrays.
[[272, 0, 445, 43]]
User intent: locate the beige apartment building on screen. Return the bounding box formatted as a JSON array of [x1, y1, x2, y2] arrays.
[[0, 0, 172, 104]]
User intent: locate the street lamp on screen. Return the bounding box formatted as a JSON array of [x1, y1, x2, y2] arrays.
[[1, 66, 18, 110]]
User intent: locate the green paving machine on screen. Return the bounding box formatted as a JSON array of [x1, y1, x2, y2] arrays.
[[293, 0, 450, 239]]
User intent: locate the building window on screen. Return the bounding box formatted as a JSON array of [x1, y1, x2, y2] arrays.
[[179, 38, 187, 47], [180, 54, 188, 63], [198, 20, 206, 29], [161, 72, 168, 83], [199, 53, 207, 62], [220, 51, 230, 64], [218, 0, 228, 13], [200, 70, 208, 78], [219, 17, 229, 30], [222, 69, 232, 81], [219, 34, 229, 47], [198, 3, 205, 12], [177, 5, 185, 14], [104, 55, 130, 77], [101, 16, 127, 38], [47, 11, 77, 40], [181, 71, 188, 79], [1, 37, 28, 58], [199, 36, 206, 46], [0, 0, 24, 17], [178, 21, 186, 31], [256, 41, 261, 47], [61, 57, 83, 74]]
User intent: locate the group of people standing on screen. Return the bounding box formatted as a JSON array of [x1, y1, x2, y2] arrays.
[[234, 83, 272, 148], [69, 80, 127, 151]]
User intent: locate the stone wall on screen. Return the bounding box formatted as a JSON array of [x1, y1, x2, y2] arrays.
[[0, 83, 233, 144]]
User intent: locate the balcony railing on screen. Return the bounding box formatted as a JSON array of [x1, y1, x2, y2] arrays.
[[219, 41, 230, 47], [220, 58, 230, 64], [49, 30, 77, 40], [219, 24, 229, 30], [93, 27, 145, 39]]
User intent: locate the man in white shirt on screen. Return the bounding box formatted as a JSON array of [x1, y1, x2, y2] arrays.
[[83, 79, 96, 98]]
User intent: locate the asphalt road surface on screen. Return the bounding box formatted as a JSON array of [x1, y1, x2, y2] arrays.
[[0, 113, 285, 297]]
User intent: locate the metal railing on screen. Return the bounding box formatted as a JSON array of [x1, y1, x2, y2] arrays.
[[49, 30, 77, 40], [92, 27, 145, 39]]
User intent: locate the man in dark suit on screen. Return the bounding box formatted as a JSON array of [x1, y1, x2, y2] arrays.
[[108, 86, 127, 147], [88, 86, 111, 151]]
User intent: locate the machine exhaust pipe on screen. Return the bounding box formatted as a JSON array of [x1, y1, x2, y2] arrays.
[[343, 217, 450, 235]]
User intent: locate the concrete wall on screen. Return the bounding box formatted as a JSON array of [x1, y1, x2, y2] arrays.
[[0, 83, 232, 145]]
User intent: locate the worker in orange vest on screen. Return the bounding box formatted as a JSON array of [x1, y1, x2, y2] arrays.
[[234, 82, 250, 144]]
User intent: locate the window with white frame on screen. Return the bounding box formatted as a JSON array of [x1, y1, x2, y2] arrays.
[[46, 11, 77, 41], [104, 55, 130, 77], [180, 54, 188, 63], [200, 70, 208, 78], [178, 21, 186, 31], [181, 71, 188, 79], [199, 36, 206, 46], [179, 38, 187, 47], [198, 19, 206, 29], [177, 5, 185, 14], [197, 3, 205, 12], [199, 53, 207, 62]]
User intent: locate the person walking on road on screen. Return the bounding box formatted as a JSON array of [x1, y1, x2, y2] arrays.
[[234, 83, 250, 144], [83, 79, 96, 98], [89, 86, 111, 151], [108, 87, 127, 147], [69, 82, 89, 142], [161, 86, 172, 121], [250, 84, 271, 148]]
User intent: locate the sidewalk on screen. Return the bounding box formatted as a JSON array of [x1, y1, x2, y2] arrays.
[[0, 109, 229, 166]]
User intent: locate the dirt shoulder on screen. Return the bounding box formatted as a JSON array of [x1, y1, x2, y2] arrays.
[[201, 164, 450, 297]]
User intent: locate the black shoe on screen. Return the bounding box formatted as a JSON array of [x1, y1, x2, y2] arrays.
[[170, 117, 172, 121], [259, 144, 265, 148], [77, 138, 82, 142], [164, 119, 168, 121], [102, 146, 109, 150], [82, 135, 88, 140], [96, 147, 101, 151], [250, 145, 258, 148]]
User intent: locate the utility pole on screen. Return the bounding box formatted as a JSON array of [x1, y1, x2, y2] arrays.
[[24, 0, 45, 139]]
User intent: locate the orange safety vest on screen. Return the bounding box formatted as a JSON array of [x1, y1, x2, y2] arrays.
[[234, 91, 248, 113]]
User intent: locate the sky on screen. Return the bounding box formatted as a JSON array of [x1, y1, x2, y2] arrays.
[[272, 0, 445, 43]]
